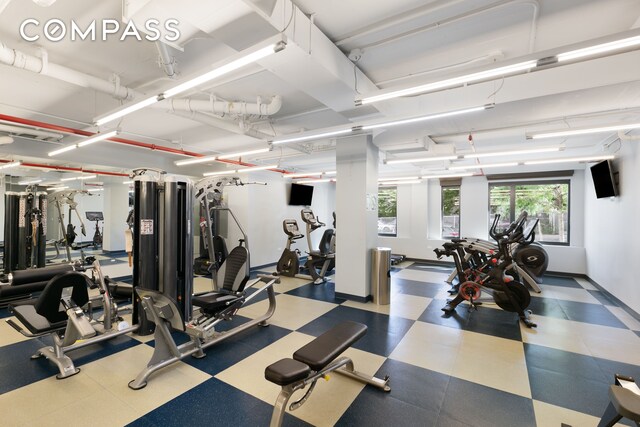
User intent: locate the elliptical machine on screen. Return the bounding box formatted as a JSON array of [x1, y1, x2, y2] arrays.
[[300, 208, 334, 284], [275, 219, 305, 277]]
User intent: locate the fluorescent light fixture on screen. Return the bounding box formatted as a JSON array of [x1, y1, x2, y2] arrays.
[[0, 161, 22, 169], [60, 174, 97, 182], [358, 61, 536, 105], [87, 188, 104, 192], [464, 147, 561, 158], [236, 164, 277, 173], [363, 106, 489, 131], [162, 41, 285, 99], [77, 131, 118, 148], [176, 148, 271, 166], [123, 180, 134, 184], [48, 145, 77, 156], [386, 155, 458, 165], [421, 172, 475, 180], [285, 172, 323, 178], [379, 180, 421, 185], [202, 164, 277, 177], [94, 96, 159, 127], [18, 179, 42, 185], [297, 179, 336, 184], [272, 129, 352, 145], [557, 35, 640, 62], [379, 176, 420, 182], [524, 155, 614, 165], [529, 123, 640, 139], [450, 162, 519, 170], [324, 171, 336, 175], [46, 186, 69, 191]]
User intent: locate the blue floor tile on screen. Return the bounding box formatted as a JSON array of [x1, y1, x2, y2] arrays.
[[418, 299, 523, 341], [557, 299, 627, 328], [527, 296, 569, 320], [439, 376, 536, 427], [524, 343, 610, 416], [636, 331, 640, 338], [407, 264, 453, 274], [297, 306, 414, 357], [285, 281, 346, 304], [128, 377, 312, 427], [541, 275, 583, 288], [587, 289, 617, 305], [393, 277, 443, 298]]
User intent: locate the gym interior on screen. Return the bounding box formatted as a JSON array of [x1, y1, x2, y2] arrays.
[[0, 1, 639, 426]]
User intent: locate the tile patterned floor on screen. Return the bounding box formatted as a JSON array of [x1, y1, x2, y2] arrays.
[[1, 259, 639, 426]]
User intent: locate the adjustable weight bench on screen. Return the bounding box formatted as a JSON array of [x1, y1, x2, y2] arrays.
[[265, 321, 391, 427], [598, 374, 640, 427]]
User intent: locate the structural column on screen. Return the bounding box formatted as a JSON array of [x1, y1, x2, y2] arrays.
[[335, 134, 378, 300], [103, 183, 130, 251]]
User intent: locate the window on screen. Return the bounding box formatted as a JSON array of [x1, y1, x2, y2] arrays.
[[489, 181, 570, 244], [378, 187, 397, 236], [441, 186, 460, 238]]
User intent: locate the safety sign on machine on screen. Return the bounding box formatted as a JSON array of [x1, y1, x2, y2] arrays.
[[140, 219, 154, 235]]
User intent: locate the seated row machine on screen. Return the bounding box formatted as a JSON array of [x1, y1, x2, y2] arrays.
[[6, 260, 138, 379], [265, 321, 390, 427]]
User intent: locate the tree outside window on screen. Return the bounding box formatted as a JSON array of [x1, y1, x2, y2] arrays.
[[442, 186, 460, 238], [378, 187, 397, 236]]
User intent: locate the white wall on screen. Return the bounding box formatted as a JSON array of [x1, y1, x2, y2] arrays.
[[218, 173, 336, 268], [380, 173, 587, 274], [584, 142, 640, 314], [46, 192, 104, 245], [102, 184, 130, 251]]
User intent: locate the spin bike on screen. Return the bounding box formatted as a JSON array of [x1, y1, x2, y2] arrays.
[[435, 215, 536, 328]]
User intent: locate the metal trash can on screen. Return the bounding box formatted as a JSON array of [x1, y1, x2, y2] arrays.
[[371, 247, 391, 305]]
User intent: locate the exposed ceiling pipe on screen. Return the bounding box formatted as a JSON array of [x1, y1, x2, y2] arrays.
[[0, 123, 63, 140], [355, 0, 539, 54], [0, 40, 282, 117], [170, 110, 274, 141], [0, 159, 128, 177], [0, 113, 289, 173], [164, 95, 282, 116], [0, 0, 11, 14], [155, 41, 178, 79], [618, 130, 640, 140]]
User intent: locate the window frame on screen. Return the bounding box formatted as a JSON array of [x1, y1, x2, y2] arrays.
[[378, 185, 398, 237], [488, 179, 571, 246], [441, 184, 461, 239]]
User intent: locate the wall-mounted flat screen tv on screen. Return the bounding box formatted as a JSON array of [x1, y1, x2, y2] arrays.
[[289, 183, 314, 206], [590, 160, 618, 198]]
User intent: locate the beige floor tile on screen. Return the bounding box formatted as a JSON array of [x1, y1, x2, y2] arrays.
[[216, 331, 386, 427], [577, 327, 640, 365], [390, 322, 462, 375], [520, 316, 591, 355], [605, 306, 640, 331], [100, 263, 133, 278], [271, 275, 315, 294], [80, 344, 211, 413], [341, 294, 432, 320], [0, 316, 31, 346], [533, 400, 600, 427], [455, 331, 530, 398], [574, 277, 598, 291], [238, 293, 337, 330], [28, 388, 140, 427], [395, 260, 414, 268], [0, 370, 105, 426], [538, 285, 601, 304]]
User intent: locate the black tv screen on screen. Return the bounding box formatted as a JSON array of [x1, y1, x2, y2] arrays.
[[289, 183, 313, 206], [590, 160, 618, 198]]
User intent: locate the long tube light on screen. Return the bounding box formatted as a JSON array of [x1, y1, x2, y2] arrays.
[[203, 164, 277, 176], [123, 180, 134, 184], [87, 188, 104, 192], [285, 171, 323, 178], [175, 147, 270, 166], [358, 61, 536, 105], [421, 173, 475, 180], [18, 179, 42, 185], [528, 123, 640, 139], [95, 37, 286, 127], [386, 155, 458, 165], [48, 145, 77, 156], [46, 186, 69, 191], [523, 155, 614, 165], [0, 161, 22, 169], [61, 174, 97, 182], [450, 162, 519, 170], [358, 33, 640, 105], [77, 130, 118, 147], [272, 105, 492, 146], [297, 179, 336, 184], [464, 147, 561, 158], [324, 171, 336, 175]]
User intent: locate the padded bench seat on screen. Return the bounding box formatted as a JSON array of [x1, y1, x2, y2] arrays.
[[265, 358, 311, 386], [293, 321, 366, 372], [11, 304, 67, 335]]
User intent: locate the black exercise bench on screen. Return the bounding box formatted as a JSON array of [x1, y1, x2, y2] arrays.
[[265, 321, 391, 427]]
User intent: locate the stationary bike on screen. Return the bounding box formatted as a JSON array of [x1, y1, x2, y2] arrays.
[[275, 219, 305, 277]]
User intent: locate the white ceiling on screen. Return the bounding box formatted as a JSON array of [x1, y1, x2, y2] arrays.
[[0, 0, 638, 182]]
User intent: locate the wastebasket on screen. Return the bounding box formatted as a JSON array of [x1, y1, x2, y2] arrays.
[[371, 247, 391, 305]]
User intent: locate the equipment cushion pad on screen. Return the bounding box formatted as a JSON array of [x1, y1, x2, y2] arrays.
[[265, 358, 311, 386], [293, 321, 367, 371], [12, 304, 66, 335]]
